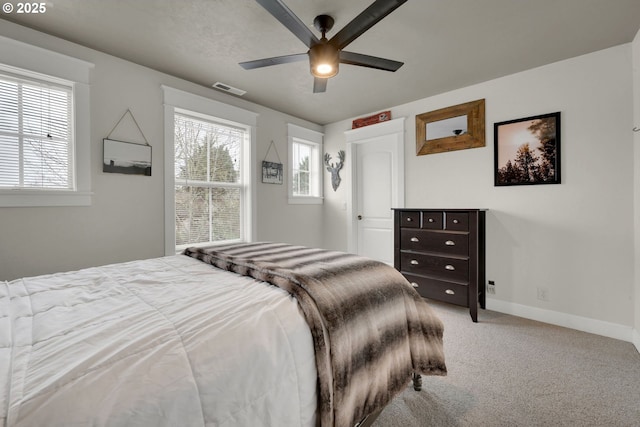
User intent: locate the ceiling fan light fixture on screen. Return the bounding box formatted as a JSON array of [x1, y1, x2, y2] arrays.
[[243, 0, 408, 92], [310, 42, 339, 78]]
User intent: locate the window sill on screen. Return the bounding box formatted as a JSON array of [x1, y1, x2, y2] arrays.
[[175, 239, 245, 254], [0, 190, 93, 207], [288, 196, 323, 205]]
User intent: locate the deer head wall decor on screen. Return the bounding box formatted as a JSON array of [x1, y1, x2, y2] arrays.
[[324, 150, 345, 191]]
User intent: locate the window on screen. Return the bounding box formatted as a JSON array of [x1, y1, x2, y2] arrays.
[[162, 85, 257, 254], [174, 112, 245, 248], [0, 71, 73, 190], [0, 37, 92, 207], [291, 140, 314, 196], [288, 123, 323, 204]]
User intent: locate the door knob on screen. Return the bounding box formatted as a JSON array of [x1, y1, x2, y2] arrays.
[[357, 215, 363, 220]]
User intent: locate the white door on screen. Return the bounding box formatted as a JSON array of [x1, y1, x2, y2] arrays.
[[345, 118, 405, 264], [355, 138, 395, 263]]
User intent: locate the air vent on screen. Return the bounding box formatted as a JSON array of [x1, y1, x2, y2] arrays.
[[212, 82, 246, 96]]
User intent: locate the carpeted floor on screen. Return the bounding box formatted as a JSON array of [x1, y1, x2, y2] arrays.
[[373, 301, 640, 426]]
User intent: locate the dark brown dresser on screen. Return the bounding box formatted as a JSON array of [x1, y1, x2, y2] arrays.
[[393, 209, 486, 322]]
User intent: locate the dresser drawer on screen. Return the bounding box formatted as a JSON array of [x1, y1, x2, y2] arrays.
[[404, 273, 469, 307], [446, 212, 469, 231], [400, 229, 468, 256], [421, 211, 443, 229], [400, 252, 469, 282], [400, 211, 421, 228]]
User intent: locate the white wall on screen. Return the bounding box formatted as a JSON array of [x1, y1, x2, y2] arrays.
[[0, 21, 323, 281], [325, 44, 637, 340], [632, 29, 640, 350]]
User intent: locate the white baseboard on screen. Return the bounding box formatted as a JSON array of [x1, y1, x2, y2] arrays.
[[486, 298, 634, 344]]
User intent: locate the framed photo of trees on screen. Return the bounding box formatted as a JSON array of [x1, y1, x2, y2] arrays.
[[494, 112, 561, 186]]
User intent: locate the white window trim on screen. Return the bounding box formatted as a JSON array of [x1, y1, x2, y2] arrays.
[[0, 35, 93, 207], [162, 85, 258, 255], [287, 123, 324, 205]]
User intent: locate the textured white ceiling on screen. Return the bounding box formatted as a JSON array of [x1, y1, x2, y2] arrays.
[[2, 0, 640, 124]]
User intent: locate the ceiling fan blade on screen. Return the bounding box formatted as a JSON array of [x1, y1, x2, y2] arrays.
[[313, 77, 328, 93], [240, 52, 308, 70], [339, 51, 403, 72], [255, 0, 320, 48], [329, 0, 407, 50]]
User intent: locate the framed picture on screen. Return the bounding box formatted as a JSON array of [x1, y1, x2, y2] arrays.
[[103, 139, 151, 176], [262, 160, 283, 184], [416, 99, 485, 155], [494, 112, 561, 186]]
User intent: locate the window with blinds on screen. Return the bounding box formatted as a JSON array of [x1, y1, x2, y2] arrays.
[[0, 72, 73, 190], [174, 112, 245, 248]]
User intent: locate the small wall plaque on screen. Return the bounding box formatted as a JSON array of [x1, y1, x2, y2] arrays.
[[352, 111, 391, 129]]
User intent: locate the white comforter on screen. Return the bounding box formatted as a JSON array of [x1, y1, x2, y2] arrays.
[[0, 255, 317, 427]]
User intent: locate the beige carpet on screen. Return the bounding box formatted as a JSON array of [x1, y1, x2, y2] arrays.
[[373, 301, 640, 426]]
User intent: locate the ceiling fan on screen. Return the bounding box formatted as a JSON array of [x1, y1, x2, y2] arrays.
[[240, 0, 408, 93]]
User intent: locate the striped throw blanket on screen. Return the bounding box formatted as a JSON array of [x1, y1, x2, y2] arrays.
[[184, 242, 446, 427]]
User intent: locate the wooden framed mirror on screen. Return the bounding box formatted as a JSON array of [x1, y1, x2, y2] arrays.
[[416, 99, 485, 155]]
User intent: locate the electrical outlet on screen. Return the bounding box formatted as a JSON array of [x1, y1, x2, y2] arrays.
[[487, 280, 496, 295], [537, 287, 549, 301]]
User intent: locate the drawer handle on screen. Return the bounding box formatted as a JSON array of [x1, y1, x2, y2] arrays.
[[410, 237, 419, 242], [428, 218, 434, 223], [445, 264, 455, 271], [411, 282, 419, 288], [445, 240, 455, 246], [453, 219, 459, 224], [410, 260, 419, 265], [445, 289, 455, 295], [406, 217, 413, 222]]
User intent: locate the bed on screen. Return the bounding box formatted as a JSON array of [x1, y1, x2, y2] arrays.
[[1, 242, 446, 427]]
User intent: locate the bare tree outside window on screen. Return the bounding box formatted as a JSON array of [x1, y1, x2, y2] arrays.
[[174, 113, 243, 247]]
